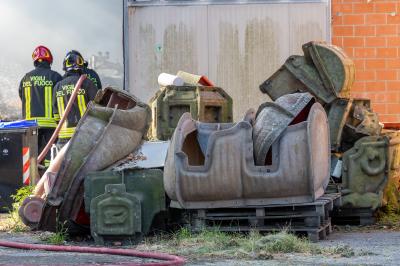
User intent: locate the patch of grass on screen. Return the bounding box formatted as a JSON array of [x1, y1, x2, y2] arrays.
[[377, 202, 400, 229], [138, 228, 355, 260], [41, 230, 67, 245], [0, 186, 34, 232], [329, 244, 355, 258], [378, 212, 400, 227], [358, 250, 377, 256], [249, 231, 322, 255], [40, 221, 68, 245], [163, 228, 244, 258]]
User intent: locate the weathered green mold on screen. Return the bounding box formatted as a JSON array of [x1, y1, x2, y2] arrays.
[[341, 136, 389, 210], [91, 184, 141, 245], [327, 98, 382, 152], [260, 41, 354, 105], [149, 85, 233, 140], [84, 169, 165, 244], [38, 87, 151, 233]]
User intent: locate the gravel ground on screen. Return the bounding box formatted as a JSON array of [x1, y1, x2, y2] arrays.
[[1, 209, 399, 266], [191, 230, 400, 266], [0, 232, 162, 265], [1, 230, 399, 265]]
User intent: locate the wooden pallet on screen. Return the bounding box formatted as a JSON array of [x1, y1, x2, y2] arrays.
[[325, 182, 341, 194], [189, 193, 341, 242], [332, 207, 376, 226]]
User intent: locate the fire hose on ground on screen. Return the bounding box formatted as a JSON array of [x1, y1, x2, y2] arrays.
[[0, 240, 185, 266]]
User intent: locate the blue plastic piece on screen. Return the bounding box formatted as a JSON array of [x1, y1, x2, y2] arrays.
[[0, 120, 38, 129]]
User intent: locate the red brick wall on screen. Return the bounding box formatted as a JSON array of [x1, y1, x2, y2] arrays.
[[332, 0, 400, 122]]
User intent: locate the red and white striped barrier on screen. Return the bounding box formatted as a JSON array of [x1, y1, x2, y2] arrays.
[[22, 147, 30, 185]]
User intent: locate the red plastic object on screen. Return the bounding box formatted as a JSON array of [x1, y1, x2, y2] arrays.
[[383, 123, 400, 130], [74, 202, 90, 226], [198, 76, 214, 86]]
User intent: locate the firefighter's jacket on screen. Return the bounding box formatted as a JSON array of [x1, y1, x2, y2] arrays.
[[84, 68, 102, 91], [19, 62, 62, 128], [53, 73, 98, 139]]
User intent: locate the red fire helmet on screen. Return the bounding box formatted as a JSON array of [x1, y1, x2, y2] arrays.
[[32, 45, 53, 64]]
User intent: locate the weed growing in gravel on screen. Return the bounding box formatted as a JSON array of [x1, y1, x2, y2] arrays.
[[42, 229, 67, 245], [248, 231, 322, 254], [0, 185, 34, 232], [376, 201, 400, 229], [138, 228, 355, 260], [40, 221, 68, 245], [329, 244, 355, 258]]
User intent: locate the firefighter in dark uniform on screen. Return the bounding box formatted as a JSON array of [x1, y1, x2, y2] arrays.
[[19, 45, 62, 165], [69, 50, 102, 91], [84, 61, 102, 91], [53, 51, 98, 148]]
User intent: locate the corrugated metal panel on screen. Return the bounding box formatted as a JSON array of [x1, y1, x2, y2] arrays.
[[207, 4, 290, 120], [288, 4, 328, 54], [128, 6, 208, 102], [128, 0, 329, 7], [127, 2, 329, 120]]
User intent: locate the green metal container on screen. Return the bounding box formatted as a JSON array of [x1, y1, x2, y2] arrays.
[[149, 85, 233, 140], [341, 136, 389, 210], [84, 169, 165, 244], [259, 41, 354, 105], [90, 184, 141, 244]]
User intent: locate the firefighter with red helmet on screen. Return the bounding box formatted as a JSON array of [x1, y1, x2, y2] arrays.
[[53, 50, 98, 148], [19, 45, 62, 165]]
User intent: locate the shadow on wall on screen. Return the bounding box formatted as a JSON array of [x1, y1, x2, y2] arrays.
[[134, 22, 199, 102], [216, 17, 280, 120]]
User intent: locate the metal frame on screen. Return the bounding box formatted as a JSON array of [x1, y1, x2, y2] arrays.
[[128, 0, 329, 7], [123, 0, 129, 91], [327, 0, 331, 43]]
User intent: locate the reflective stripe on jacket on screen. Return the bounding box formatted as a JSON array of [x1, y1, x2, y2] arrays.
[[19, 63, 62, 128], [54, 73, 98, 139]]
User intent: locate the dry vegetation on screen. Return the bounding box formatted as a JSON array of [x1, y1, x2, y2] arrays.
[[0, 185, 33, 232], [137, 228, 356, 260]]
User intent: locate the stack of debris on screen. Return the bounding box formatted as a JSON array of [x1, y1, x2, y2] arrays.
[[164, 92, 338, 240], [79, 72, 234, 244], [18, 41, 400, 245], [260, 41, 400, 224], [19, 87, 151, 233]]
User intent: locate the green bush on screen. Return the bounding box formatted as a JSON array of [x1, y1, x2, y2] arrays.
[[2, 185, 34, 232]]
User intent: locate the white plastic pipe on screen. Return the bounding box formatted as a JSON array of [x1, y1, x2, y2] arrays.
[[157, 73, 184, 87]]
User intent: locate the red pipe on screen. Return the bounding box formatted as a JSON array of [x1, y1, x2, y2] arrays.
[[0, 240, 185, 266], [383, 122, 400, 130], [199, 76, 214, 86], [37, 75, 87, 164]]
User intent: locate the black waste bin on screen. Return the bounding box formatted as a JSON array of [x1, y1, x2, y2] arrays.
[[0, 127, 38, 212]]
